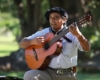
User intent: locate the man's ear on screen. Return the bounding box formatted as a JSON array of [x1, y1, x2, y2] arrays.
[[62, 17, 67, 23]]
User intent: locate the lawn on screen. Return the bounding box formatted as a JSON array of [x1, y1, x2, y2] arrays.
[[0, 70, 24, 79], [0, 34, 100, 80], [78, 71, 100, 80], [0, 34, 19, 57]]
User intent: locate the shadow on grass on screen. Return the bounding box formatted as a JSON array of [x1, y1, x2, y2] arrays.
[[0, 76, 23, 80], [79, 68, 100, 73], [0, 70, 25, 79], [78, 70, 100, 80]]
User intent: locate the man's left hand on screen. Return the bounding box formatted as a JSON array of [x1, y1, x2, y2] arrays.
[[69, 23, 82, 38]]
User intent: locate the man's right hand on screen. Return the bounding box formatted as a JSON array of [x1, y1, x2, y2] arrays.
[[32, 36, 45, 45]]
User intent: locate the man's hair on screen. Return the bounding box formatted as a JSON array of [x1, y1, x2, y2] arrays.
[[45, 7, 68, 21]]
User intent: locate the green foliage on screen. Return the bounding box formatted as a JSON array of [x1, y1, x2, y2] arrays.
[[90, 31, 100, 50], [18, 0, 50, 22], [0, 0, 16, 13], [81, 26, 95, 40], [41, 0, 50, 16], [81, 26, 100, 51], [88, 0, 100, 19], [41, 0, 50, 21], [0, 13, 21, 37]]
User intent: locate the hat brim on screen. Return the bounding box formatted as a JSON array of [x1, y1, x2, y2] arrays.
[[45, 10, 63, 21]]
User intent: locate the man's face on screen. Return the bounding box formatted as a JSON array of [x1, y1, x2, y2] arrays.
[[49, 12, 66, 31]]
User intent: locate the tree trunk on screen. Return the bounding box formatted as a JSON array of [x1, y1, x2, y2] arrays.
[[33, 0, 43, 32], [14, 0, 28, 39], [14, 0, 43, 40]]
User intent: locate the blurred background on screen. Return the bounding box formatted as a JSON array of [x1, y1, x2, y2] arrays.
[[0, 0, 100, 80]]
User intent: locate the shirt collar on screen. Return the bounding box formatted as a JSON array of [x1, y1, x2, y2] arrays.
[[51, 25, 66, 35]]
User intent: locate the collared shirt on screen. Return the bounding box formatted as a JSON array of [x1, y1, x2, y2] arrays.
[[26, 27, 84, 69]]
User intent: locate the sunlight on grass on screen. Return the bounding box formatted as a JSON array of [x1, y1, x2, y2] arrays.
[[0, 35, 15, 42], [0, 34, 19, 57], [0, 34, 24, 78]]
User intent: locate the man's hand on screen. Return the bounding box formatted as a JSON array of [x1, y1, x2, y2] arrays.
[[69, 23, 82, 38], [32, 36, 45, 45], [69, 23, 90, 51]]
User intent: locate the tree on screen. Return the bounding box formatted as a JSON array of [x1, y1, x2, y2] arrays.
[[14, 0, 43, 40]]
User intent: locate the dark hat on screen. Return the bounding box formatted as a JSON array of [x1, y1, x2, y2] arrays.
[[45, 7, 68, 21]]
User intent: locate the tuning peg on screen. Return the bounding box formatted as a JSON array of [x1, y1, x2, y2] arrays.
[[87, 22, 89, 24], [82, 24, 84, 27], [83, 23, 87, 27]]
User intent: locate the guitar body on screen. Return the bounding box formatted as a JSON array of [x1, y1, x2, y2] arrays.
[[25, 33, 58, 70]]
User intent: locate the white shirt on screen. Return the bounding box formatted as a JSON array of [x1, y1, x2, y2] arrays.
[[26, 27, 84, 69]]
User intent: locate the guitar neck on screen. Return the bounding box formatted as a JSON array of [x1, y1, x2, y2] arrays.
[[49, 21, 80, 46]]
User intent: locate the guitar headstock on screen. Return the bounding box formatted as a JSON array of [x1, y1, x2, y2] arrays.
[[77, 14, 92, 27]]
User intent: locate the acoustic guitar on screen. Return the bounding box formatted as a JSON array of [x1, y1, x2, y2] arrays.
[[25, 14, 92, 70]]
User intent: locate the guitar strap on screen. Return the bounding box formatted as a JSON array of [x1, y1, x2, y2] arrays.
[[49, 26, 72, 42]]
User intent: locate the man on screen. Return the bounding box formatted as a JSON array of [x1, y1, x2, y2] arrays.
[[19, 7, 90, 80]]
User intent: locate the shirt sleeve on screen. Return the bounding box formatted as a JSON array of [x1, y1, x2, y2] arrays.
[[26, 28, 50, 40], [74, 37, 84, 51], [67, 32, 84, 51], [26, 31, 43, 40]]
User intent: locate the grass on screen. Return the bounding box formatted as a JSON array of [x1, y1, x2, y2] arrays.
[[0, 34, 19, 57], [0, 70, 24, 79], [0, 33, 100, 80], [78, 71, 100, 80], [0, 34, 24, 78]]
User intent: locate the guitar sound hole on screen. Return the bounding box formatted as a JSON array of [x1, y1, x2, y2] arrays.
[[32, 48, 38, 61]]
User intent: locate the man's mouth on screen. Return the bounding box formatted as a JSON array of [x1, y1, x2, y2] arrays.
[[51, 24, 56, 25]]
